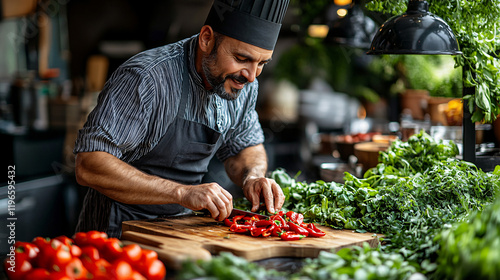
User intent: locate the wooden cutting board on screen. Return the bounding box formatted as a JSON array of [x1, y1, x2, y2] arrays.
[[121, 215, 380, 269]]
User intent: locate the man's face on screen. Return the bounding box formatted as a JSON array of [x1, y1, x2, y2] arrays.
[[201, 35, 273, 100]]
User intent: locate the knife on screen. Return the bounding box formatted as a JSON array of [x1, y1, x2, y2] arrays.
[[194, 208, 269, 219], [229, 208, 269, 219]]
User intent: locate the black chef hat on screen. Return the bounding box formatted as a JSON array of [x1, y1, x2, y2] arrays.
[[204, 0, 290, 50]]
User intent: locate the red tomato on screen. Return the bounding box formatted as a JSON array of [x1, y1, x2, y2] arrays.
[[139, 249, 158, 266], [49, 246, 73, 272], [72, 232, 89, 247], [48, 271, 73, 280], [136, 249, 158, 275], [54, 236, 74, 248], [3, 253, 32, 280], [24, 268, 51, 280], [64, 258, 90, 280], [82, 258, 110, 277], [32, 237, 51, 249], [86, 231, 108, 251], [70, 244, 82, 258], [140, 259, 166, 280], [101, 238, 123, 262], [73, 231, 108, 251], [130, 270, 147, 280], [109, 259, 133, 280], [54, 236, 82, 257], [80, 246, 100, 261], [121, 244, 143, 263], [14, 241, 39, 260]]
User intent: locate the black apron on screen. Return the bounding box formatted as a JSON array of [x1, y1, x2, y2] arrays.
[[76, 42, 226, 238]]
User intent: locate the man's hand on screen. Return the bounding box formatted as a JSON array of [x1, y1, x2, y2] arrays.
[[178, 183, 233, 222], [242, 176, 285, 214]]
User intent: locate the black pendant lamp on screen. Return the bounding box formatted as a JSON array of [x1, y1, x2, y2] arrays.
[[325, 4, 378, 49], [366, 0, 462, 55]]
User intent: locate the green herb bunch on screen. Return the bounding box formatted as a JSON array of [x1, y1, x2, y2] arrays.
[[177, 252, 285, 280], [433, 191, 500, 280], [273, 131, 499, 265], [366, 0, 500, 123], [183, 131, 500, 280]]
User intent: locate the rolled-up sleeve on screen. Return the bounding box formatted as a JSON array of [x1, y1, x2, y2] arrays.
[[73, 67, 156, 160]]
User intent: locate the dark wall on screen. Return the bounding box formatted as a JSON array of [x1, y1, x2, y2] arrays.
[[66, 0, 211, 81]]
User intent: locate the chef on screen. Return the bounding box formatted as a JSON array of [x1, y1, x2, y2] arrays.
[[73, 0, 290, 238]]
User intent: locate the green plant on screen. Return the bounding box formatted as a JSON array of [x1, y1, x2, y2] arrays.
[[369, 55, 463, 98], [366, 0, 500, 122]]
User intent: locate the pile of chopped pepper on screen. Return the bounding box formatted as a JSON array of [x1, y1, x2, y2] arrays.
[[223, 211, 325, 241]]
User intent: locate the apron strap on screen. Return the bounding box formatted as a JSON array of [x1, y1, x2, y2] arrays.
[[176, 41, 192, 118]]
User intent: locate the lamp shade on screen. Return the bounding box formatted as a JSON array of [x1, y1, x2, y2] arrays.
[[325, 5, 377, 49], [366, 0, 462, 55]]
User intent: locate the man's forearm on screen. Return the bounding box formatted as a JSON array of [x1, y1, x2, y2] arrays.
[[224, 144, 268, 187], [75, 151, 183, 205]]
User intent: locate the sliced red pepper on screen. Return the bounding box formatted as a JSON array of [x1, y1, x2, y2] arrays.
[[289, 222, 309, 237], [250, 227, 266, 237], [286, 211, 304, 225], [224, 215, 245, 227], [224, 219, 233, 227], [271, 226, 284, 237], [307, 223, 326, 237], [280, 231, 305, 241], [229, 224, 253, 233], [261, 224, 276, 237], [270, 213, 287, 226], [255, 220, 274, 227]]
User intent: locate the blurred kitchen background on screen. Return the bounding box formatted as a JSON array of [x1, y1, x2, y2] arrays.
[[1, 0, 500, 256]]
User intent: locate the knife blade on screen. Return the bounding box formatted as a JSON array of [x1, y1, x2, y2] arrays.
[[229, 208, 269, 219]]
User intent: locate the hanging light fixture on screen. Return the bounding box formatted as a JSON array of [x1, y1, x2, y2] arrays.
[[324, 3, 378, 49], [366, 0, 462, 55]]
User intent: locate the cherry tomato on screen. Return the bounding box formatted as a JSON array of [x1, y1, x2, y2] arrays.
[[14, 241, 39, 260], [64, 258, 90, 280], [80, 246, 100, 261], [24, 268, 51, 280], [82, 258, 110, 277], [32, 237, 51, 249], [121, 244, 143, 263], [73, 231, 108, 251], [140, 259, 166, 280], [137, 249, 158, 268], [72, 232, 89, 247], [130, 270, 147, 280], [4, 253, 32, 280], [54, 236, 82, 257], [54, 236, 74, 248], [48, 271, 73, 280], [86, 231, 108, 251], [109, 259, 133, 280], [101, 238, 123, 262]]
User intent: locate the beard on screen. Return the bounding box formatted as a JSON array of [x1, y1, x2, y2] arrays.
[[201, 48, 248, 101]]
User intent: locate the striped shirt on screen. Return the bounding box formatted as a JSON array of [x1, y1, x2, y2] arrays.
[[73, 35, 265, 163]]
